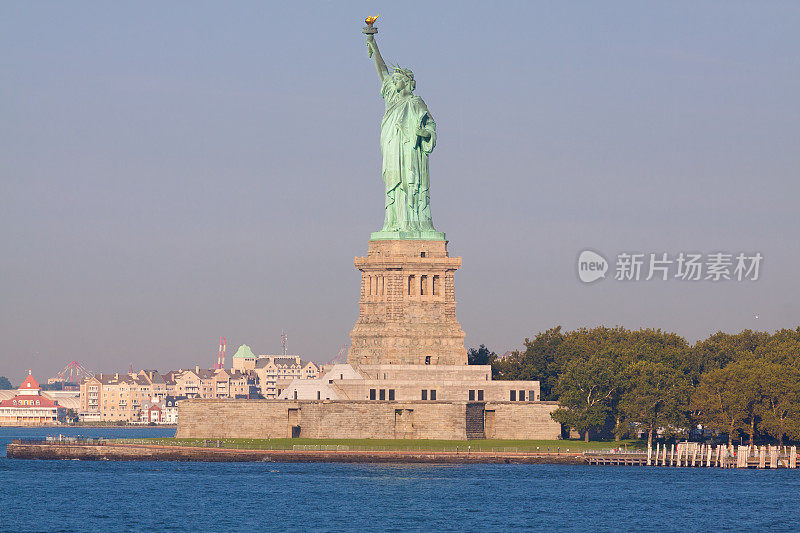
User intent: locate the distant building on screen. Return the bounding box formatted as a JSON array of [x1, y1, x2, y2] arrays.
[[140, 398, 163, 424], [498, 351, 516, 361], [79, 372, 159, 422], [171, 367, 251, 399], [231, 344, 258, 371], [79, 367, 254, 422], [253, 356, 320, 399], [0, 371, 66, 425], [162, 395, 186, 424], [138, 370, 168, 399]]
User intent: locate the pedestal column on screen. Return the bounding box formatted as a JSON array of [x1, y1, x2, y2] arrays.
[[347, 240, 467, 366]]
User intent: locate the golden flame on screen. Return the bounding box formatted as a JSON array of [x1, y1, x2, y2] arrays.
[[365, 14, 379, 26]]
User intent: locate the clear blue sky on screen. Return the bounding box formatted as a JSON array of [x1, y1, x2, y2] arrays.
[[1, 1, 798, 381]]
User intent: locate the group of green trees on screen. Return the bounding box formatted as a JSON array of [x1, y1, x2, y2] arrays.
[[470, 326, 800, 446], [0, 376, 13, 389]]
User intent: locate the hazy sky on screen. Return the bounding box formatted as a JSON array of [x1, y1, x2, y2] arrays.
[[2, 1, 798, 381]]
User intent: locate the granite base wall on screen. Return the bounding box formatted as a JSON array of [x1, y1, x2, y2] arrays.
[[175, 400, 560, 440], [485, 402, 561, 440]]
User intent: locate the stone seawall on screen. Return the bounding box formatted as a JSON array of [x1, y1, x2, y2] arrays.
[[6, 443, 584, 464], [175, 399, 561, 440]]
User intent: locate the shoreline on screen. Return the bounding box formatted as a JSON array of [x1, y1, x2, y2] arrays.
[[7, 442, 797, 468], [6, 442, 586, 464]]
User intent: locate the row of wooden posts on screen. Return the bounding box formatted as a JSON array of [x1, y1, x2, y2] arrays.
[[647, 441, 798, 468]]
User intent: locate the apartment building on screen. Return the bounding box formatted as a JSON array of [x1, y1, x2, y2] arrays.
[[253, 356, 320, 399], [80, 368, 253, 421], [79, 372, 156, 422], [172, 367, 252, 399]]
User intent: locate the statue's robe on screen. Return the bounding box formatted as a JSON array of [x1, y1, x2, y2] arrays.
[[379, 75, 437, 232]]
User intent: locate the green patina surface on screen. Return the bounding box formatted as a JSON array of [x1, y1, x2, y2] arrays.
[[365, 24, 445, 241], [370, 229, 446, 241], [232, 344, 254, 359]]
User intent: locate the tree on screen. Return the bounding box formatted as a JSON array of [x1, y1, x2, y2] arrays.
[[759, 328, 800, 367], [731, 358, 767, 445], [691, 362, 760, 444], [0, 376, 12, 389], [551, 355, 623, 441], [467, 344, 496, 366], [690, 330, 771, 378], [493, 327, 565, 399], [618, 361, 690, 447], [494, 325, 800, 444], [758, 363, 800, 446], [64, 408, 79, 424]]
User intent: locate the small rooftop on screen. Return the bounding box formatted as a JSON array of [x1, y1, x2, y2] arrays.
[[18, 370, 40, 391], [233, 344, 255, 359]]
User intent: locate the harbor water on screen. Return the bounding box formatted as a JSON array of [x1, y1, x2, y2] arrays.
[[1, 427, 797, 532]]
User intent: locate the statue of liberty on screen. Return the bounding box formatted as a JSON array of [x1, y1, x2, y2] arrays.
[[364, 19, 445, 240]]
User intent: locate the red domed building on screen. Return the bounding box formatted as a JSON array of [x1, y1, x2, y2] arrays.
[[0, 371, 66, 425]]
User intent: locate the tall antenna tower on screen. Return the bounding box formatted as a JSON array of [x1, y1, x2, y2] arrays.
[[215, 337, 227, 369], [281, 330, 288, 356]]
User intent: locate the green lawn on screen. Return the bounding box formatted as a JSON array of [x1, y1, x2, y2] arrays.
[[115, 437, 646, 453]]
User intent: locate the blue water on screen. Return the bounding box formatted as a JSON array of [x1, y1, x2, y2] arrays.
[[1, 428, 798, 532]]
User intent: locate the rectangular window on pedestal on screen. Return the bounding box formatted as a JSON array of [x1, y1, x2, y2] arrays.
[[421, 390, 427, 400], [420, 275, 427, 295], [510, 390, 516, 401], [370, 389, 376, 400], [432, 275, 439, 295], [519, 390, 525, 401], [379, 389, 386, 400], [408, 275, 415, 295], [430, 390, 437, 400], [389, 389, 395, 400], [469, 390, 475, 401], [530, 390, 536, 401], [478, 390, 484, 401]]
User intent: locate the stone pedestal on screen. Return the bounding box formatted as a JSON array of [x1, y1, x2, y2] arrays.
[[348, 240, 467, 366]]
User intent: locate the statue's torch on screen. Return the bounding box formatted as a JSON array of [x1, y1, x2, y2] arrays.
[[363, 15, 379, 57], [363, 14, 379, 35]]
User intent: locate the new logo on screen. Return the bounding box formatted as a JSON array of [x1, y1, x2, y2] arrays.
[[578, 250, 608, 283]]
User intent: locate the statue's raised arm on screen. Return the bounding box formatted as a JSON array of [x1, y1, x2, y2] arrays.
[[366, 35, 389, 83]]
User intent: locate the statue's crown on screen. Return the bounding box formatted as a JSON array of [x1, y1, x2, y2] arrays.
[[389, 62, 414, 80]]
